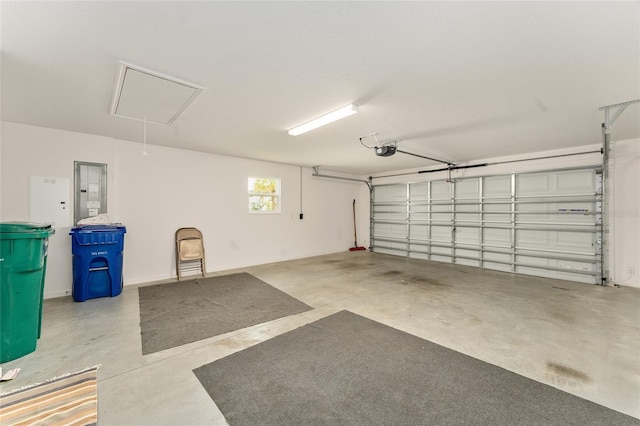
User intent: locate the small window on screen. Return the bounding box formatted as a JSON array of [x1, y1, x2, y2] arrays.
[[248, 177, 281, 213]]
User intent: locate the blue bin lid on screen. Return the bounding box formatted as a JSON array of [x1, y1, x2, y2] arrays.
[[70, 224, 126, 234]]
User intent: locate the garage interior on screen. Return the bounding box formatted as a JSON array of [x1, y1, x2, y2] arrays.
[[1, 1, 639, 424]]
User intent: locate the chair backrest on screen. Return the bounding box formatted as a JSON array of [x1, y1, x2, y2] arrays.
[[176, 228, 204, 261], [175, 227, 206, 279]]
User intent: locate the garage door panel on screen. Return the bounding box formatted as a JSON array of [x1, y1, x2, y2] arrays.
[[409, 224, 429, 239], [515, 230, 549, 248], [379, 204, 406, 213], [483, 175, 512, 197], [409, 182, 429, 199], [455, 227, 480, 244], [515, 230, 594, 252], [460, 251, 484, 264], [456, 212, 481, 222], [488, 203, 511, 211], [456, 179, 480, 198], [372, 167, 601, 285], [517, 200, 595, 226], [431, 181, 452, 199], [456, 204, 480, 213], [517, 212, 595, 226], [555, 170, 596, 193], [517, 170, 596, 195], [409, 204, 429, 214], [516, 255, 554, 268], [485, 203, 511, 224], [456, 258, 481, 267], [484, 228, 511, 246], [484, 252, 511, 262], [375, 212, 406, 221], [374, 223, 406, 239], [374, 185, 406, 202], [431, 213, 452, 222], [517, 173, 549, 195], [515, 266, 595, 284], [430, 248, 453, 261], [408, 242, 429, 251], [376, 246, 405, 256], [373, 203, 406, 221], [409, 251, 430, 260], [455, 248, 480, 259], [484, 262, 512, 272], [555, 231, 596, 251], [485, 214, 511, 224], [431, 226, 452, 241], [516, 256, 595, 273], [518, 200, 594, 213], [432, 203, 451, 212]]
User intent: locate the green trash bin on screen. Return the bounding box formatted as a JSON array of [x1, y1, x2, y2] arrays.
[[0, 222, 55, 363]]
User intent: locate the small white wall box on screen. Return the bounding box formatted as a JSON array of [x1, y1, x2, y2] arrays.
[[29, 176, 70, 228]]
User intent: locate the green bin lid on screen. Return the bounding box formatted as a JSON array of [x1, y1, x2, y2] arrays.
[[0, 222, 55, 238]]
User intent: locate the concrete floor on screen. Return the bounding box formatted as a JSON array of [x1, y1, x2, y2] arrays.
[[1, 251, 639, 424]]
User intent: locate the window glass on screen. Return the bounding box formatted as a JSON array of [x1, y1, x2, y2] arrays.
[[248, 177, 280, 213]]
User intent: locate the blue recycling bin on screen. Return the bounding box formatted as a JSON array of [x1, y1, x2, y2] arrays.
[[70, 224, 126, 302]]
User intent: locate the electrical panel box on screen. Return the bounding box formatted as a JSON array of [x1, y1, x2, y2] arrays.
[[74, 162, 107, 225]]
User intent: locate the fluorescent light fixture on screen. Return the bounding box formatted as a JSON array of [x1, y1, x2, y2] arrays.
[[288, 104, 359, 136]]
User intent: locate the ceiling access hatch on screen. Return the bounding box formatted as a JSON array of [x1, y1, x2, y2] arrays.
[[110, 62, 205, 126]]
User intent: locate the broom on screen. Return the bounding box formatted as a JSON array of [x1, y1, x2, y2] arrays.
[[349, 199, 366, 251]]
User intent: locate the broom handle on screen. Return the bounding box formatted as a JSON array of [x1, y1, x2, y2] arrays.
[[353, 199, 358, 246]]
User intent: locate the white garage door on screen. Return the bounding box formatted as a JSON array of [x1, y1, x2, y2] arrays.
[[371, 168, 602, 284]]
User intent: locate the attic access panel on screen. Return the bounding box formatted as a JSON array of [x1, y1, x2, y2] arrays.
[[110, 62, 205, 126]]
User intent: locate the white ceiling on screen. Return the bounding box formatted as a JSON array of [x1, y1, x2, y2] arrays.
[[2, 1, 639, 175]]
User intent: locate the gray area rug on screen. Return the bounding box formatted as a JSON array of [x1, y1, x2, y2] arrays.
[[138, 272, 311, 355], [194, 310, 639, 425]]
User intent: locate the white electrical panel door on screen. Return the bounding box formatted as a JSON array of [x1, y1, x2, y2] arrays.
[[74, 162, 107, 224], [29, 176, 70, 228]]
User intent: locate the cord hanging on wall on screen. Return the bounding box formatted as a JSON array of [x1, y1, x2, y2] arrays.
[[299, 166, 304, 220]]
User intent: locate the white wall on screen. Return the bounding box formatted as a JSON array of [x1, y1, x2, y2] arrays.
[[361, 141, 640, 288], [1, 122, 363, 298], [113, 139, 362, 284], [611, 138, 640, 287], [2, 122, 637, 295], [1, 122, 117, 298]]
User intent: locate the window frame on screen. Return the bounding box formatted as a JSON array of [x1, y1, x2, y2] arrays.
[[247, 176, 281, 214]]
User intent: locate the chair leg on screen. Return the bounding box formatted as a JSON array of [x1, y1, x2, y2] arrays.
[[176, 242, 181, 280]]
